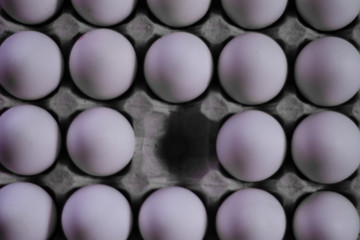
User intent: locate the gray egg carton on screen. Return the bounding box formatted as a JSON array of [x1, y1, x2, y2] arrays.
[[0, 1, 360, 239]]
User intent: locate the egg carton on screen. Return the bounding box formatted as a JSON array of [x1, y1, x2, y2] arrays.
[[0, 1, 360, 239]]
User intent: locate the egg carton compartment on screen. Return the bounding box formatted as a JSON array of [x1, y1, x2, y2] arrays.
[[0, 1, 360, 239]]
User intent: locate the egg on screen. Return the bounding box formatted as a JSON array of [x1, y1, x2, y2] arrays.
[[216, 110, 286, 182], [0, 105, 61, 175], [62, 184, 132, 240], [146, 0, 211, 27], [218, 32, 287, 105], [0, 182, 57, 240], [221, 0, 288, 29], [0, 31, 64, 100], [139, 186, 207, 240], [66, 107, 135, 177], [216, 188, 286, 240], [71, 0, 137, 26], [295, 37, 360, 106], [144, 32, 213, 103], [69, 29, 137, 100], [291, 111, 360, 184], [0, 0, 63, 25], [293, 191, 360, 240], [296, 0, 360, 31]]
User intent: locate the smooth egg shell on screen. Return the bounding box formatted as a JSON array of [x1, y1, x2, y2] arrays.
[[293, 191, 360, 240], [0, 182, 57, 240], [291, 111, 360, 184], [0, 0, 63, 24], [0, 105, 61, 175], [216, 188, 286, 240], [139, 186, 207, 240], [0, 31, 63, 100], [221, 0, 288, 29], [295, 36, 360, 106], [296, 0, 360, 31], [218, 32, 287, 105], [62, 184, 132, 240], [144, 32, 213, 103], [69, 29, 137, 100], [71, 0, 137, 26], [146, 0, 211, 27], [216, 110, 286, 182], [66, 107, 135, 177]]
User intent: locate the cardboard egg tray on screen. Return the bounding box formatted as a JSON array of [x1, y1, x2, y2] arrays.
[[1, 1, 360, 239]]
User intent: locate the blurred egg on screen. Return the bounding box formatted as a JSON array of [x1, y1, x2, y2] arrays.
[[296, 0, 360, 31], [218, 32, 287, 105], [144, 32, 213, 103], [221, 0, 288, 29], [216, 110, 286, 182], [291, 111, 360, 184], [295, 37, 360, 106], [0, 31, 63, 100], [66, 107, 135, 177], [216, 188, 286, 240], [62, 184, 132, 240], [0, 0, 63, 25], [0, 105, 61, 175], [146, 0, 211, 27], [293, 191, 360, 240], [139, 186, 207, 240], [71, 0, 137, 26], [69, 29, 137, 100], [0, 182, 57, 240]]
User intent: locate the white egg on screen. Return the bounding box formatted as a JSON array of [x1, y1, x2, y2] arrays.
[[295, 37, 360, 106], [144, 32, 213, 103], [216, 188, 286, 240], [291, 111, 360, 184], [0, 182, 57, 240], [66, 107, 135, 177], [216, 110, 286, 182], [218, 32, 287, 105], [139, 186, 207, 240], [146, 0, 211, 27], [0, 105, 61, 175], [69, 29, 137, 100], [0, 31, 64, 100], [221, 0, 288, 29], [62, 184, 132, 240], [293, 191, 360, 240], [0, 0, 63, 25], [71, 0, 137, 26], [296, 0, 360, 31]]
